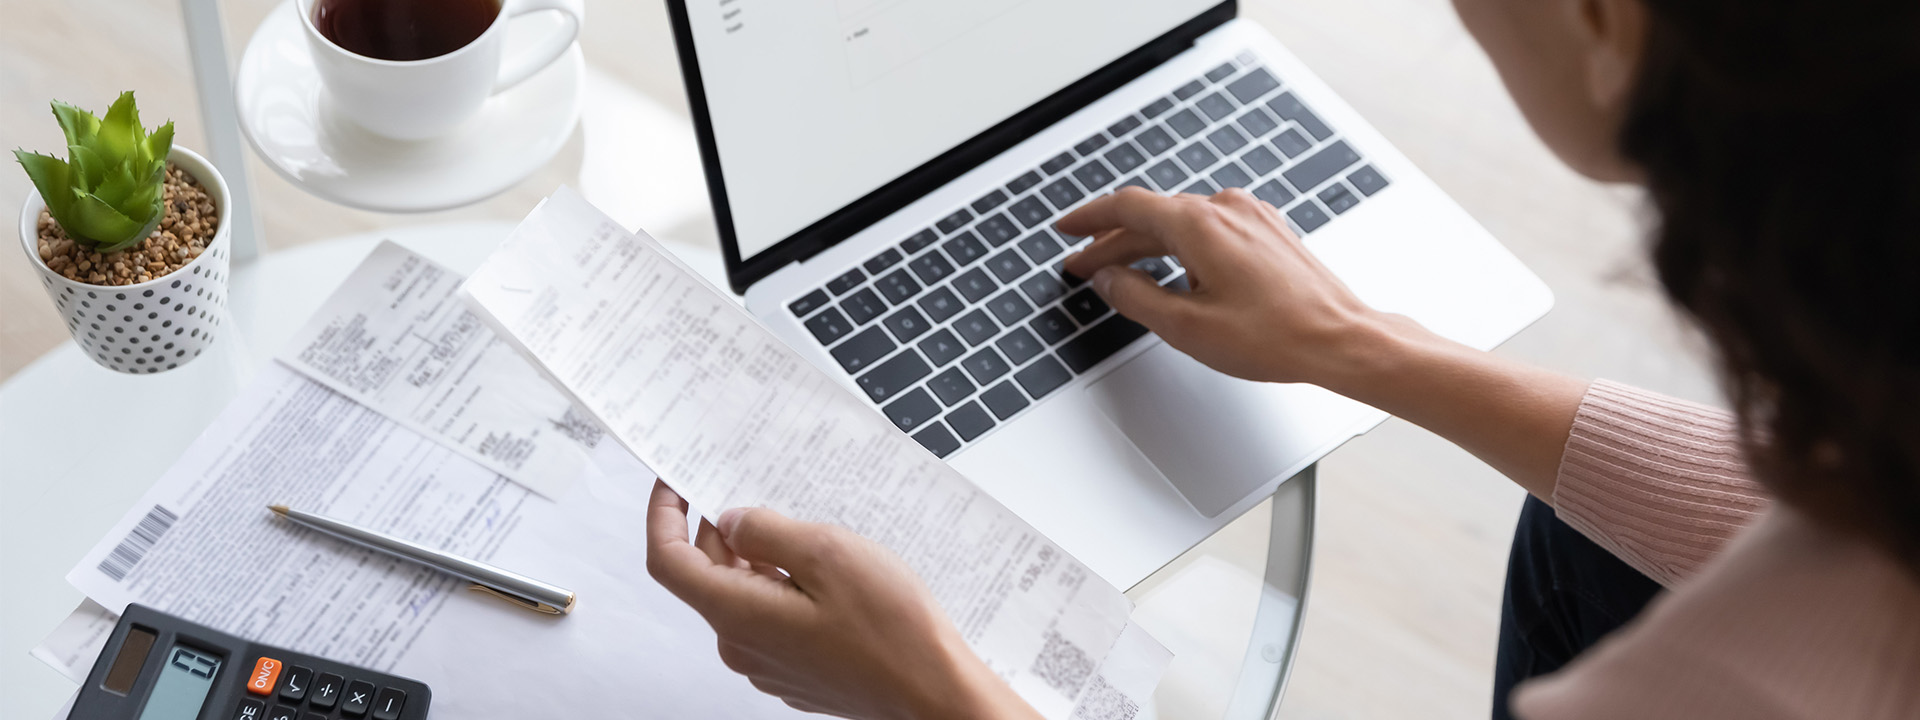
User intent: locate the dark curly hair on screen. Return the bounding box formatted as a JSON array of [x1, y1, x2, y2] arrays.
[[1622, 0, 1920, 577]]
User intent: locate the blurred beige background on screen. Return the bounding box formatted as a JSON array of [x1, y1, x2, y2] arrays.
[[0, 0, 1721, 718]]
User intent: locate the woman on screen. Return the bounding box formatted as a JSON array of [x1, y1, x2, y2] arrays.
[[646, 0, 1920, 716]]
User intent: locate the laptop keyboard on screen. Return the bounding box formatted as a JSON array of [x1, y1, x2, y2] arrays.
[[787, 53, 1391, 458]]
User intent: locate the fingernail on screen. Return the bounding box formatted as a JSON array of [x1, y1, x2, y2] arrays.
[[718, 508, 744, 535], [1091, 267, 1115, 295]]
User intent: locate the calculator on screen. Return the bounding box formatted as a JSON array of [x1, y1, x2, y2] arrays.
[[73, 604, 432, 720]]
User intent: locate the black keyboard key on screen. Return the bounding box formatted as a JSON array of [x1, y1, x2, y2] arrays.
[[1282, 140, 1361, 194], [1073, 133, 1109, 156], [1006, 170, 1043, 194], [236, 698, 266, 720], [913, 423, 962, 458], [882, 306, 932, 342], [981, 380, 1031, 419], [1055, 261, 1089, 288], [962, 348, 1012, 384], [908, 250, 956, 285], [1071, 160, 1117, 193], [1107, 115, 1143, 137], [371, 688, 407, 720], [826, 268, 866, 295], [841, 287, 887, 324], [901, 228, 940, 253], [1288, 199, 1332, 233], [1243, 145, 1283, 176], [928, 367, 977, 406], [976, 213, 1021, 246], [805, 307, 853, 344], [1040, 152, 1075, 175], [1348, 165, 1390, 196], [1060, 314, 1149, 373], [1030, 307, 1077, 344], [1019, 272, 1068, 306], [1204, 62, 1237, 83], [1237, 107, 1280, 138], [945, 402, 996, 441], [1131, 257, 1173, 280], [279, 666, 313, 703], [1267, 92, 1334, 140], [1253, 179, 1296, 207], [1146, 159, 1189, 190], [1166, 272, 1192, 291], [1136, 126, 1177, 156], [1211, 162, 1254, 189], [971, 189, 1009, 214], [936, 208, 973, 234], [1183, 178, 1220, 195], [1320, 182, 1360, 214], [1017, 232, 1064, 265], [985, 289, 1035, 325], [1015, 355, 1073, 400], [1176, 143, 1219, 174], [951, 268, 998, 303], [1063, 288, 1110, 325], [1272, 127, 1313, 159], [343, 680, 374, 716], [919, 328, 967, 366], [789, 288, 829, 317], [1172, 80, 1205, 100], [1040, 177, 1085, 211], [858, 350, 931, 402], [831, 326, 895, 373], [1207, 125, 1250, 155], [953, 309, 1000, 346], [985, 249, 1031, 283], [311, 674, 343, 710], [1007, 195, 1052, 228], [882, 388, 941, 432], [863, 248, 904, 275], [918, 286, 963, 323], [1104, 142, 1147, 175], [1140, 97, 1175, 118], [876, 268, 923, 304], [1227, 67, 1282, 104], [996, 327, 1044, 365], [267, 705, 297, 720], [1196, 92, 1237, 121], [1167, 108, 1208, 138], [943, 231, 989, 266]]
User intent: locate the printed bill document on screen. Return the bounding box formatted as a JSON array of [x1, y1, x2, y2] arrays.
[[460, 188, 1149, 718]]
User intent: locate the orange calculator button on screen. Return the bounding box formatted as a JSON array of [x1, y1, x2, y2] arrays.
[[247, 657, 282, 695]]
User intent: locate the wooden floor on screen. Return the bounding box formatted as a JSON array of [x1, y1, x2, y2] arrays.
[[0, 1, 1724, 718]]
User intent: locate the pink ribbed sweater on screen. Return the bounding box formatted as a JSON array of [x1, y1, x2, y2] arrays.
[[1511, 381, 1920, 719]]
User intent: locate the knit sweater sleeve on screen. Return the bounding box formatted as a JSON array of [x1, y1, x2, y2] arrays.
[[1550, 380, 1770, 587]]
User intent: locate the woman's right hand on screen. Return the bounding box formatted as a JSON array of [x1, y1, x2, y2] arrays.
[[1058, 186, 1426, 392]]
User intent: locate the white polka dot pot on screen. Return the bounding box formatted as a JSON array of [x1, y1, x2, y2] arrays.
[[16, 146, 232, 375]]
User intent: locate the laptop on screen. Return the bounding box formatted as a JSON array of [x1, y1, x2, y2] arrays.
[[665, 0, 1552, 588]]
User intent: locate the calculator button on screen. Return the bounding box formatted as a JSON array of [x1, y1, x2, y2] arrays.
[[246, 657, 283, 696], [303, 714, 327, 720], [371, 687, 408, 720], [233, 698, 266, 720], [279, 666, 312, 703], [343, 679, 375, 716], [310, 673, 343, 709], [268, 705, 299, 720]]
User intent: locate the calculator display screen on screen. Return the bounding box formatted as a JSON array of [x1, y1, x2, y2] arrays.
[[136, 645, 222, 720]]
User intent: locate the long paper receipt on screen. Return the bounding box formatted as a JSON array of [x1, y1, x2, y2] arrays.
[[460, 189, 1141, 717]]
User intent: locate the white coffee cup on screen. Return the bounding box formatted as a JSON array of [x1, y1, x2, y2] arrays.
[[297, 0, 583, 141]]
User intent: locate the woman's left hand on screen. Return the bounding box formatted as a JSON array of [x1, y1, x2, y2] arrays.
[[645, 481, 1040, 720]]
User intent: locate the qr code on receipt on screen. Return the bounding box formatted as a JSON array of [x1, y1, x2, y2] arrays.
[[1071, 675, 1142, 720], [1030, 629, 1097, 695]]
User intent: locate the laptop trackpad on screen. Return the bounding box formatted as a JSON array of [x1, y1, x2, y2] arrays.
[[1086, 343, 1301, 518]]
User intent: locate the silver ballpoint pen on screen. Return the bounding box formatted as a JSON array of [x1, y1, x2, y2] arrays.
[[269, 504, 576, 615]]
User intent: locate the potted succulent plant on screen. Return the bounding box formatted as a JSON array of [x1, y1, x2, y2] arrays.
[[14, 92, 232, 374]]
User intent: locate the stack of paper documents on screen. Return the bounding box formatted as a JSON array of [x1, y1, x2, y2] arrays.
[[37, 189, 1169, 719]]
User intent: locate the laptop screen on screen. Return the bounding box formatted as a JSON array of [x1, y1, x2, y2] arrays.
[[682, 0, 1223, 265]]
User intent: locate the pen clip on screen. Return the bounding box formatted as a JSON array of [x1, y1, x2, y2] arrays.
[[468, 583, 571, 615]]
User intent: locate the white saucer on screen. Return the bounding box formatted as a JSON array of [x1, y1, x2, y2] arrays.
[[235, 0, 582, 213]]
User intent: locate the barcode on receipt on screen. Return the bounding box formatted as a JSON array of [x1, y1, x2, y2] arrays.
[[98, 505, 178, 582]]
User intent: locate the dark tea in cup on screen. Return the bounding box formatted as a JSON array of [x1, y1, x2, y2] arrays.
[[312, 0, 503, 62]]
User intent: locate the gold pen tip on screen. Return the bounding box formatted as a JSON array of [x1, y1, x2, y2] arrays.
[[268, 504, 289, 516]]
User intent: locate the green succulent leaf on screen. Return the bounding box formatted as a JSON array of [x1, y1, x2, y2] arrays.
[[95, 91, 140, 168], [14, 150, 76, 221], [49, 100, 99, 150], [67, 144, 103, 194], [93, 161, 141, 210], [18, 93, 175, 252], [141, 121, 174, 174], [67, 192, 149, 251]]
